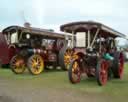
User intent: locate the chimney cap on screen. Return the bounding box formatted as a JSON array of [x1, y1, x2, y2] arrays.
[[24, 22, 31, 28]]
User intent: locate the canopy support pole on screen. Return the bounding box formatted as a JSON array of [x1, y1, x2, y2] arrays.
[[87, 30, 90, 48], [90, 28, 100, 48]]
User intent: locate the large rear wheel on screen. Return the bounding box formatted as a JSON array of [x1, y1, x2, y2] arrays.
[[112, 52, 124, 78], [27, 54, 44, 75], [96, 59, 108, 86], [10, 55, 26, 74], [68, 59, 81, 84]]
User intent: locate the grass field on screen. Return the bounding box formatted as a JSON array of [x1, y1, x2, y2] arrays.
[[0, 63, 128, 102]]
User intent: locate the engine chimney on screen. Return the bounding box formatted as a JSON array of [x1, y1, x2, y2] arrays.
[[24, 22, 31, 28]]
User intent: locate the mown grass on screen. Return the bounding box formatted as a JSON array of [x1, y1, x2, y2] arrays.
[[0, 63, 128, 102]]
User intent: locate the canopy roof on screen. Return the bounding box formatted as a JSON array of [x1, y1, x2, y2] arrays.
[[2, 26, 70, 39], [60, 21, 126, 38]]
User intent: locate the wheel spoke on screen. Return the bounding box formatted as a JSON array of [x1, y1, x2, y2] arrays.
[[64, 49, 74, 70], [71, 61, 81, 83], [97, 60, 108, 86]]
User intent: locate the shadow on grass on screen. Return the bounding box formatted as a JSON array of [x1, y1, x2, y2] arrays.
[[72, 76, 128, 87], [109, 79, 128, 84], [82, 78, 99, 85]]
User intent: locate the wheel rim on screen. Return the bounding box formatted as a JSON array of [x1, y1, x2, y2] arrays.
[[99, 61, 108, 85], [11, 55, 25, 74], [64, 49, 73, 70], [28, 54, 44, 75], [71, 61, 81, 83], [119, 53, 124, 78]]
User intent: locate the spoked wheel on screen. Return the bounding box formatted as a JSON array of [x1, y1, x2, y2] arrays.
[[112, 52, 124, 78], [64, 49, 74, 70], [27, 54, 44, 75], [96, 59, 108, 86], [68, 59, 81, 84], [10, 55, 26, 74]]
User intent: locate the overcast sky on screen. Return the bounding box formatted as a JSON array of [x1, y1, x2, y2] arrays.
[[0, 0, 127, 36]]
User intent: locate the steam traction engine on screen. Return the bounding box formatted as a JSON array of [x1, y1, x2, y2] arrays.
[[1, 25, 71, 75], [60, 21, 126, 86]]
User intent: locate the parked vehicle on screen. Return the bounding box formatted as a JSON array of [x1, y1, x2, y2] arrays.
[[60, 21, 126, 86], [0, 25, 72, 74]]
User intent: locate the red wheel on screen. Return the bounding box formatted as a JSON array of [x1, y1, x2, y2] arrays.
[[68, 59, 81, 84], [112, 52, 124, 78], [118, 53, 124, 78], [96, 59, 108, 86]]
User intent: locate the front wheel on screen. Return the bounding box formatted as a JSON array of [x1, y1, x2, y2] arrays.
[[96, 59, 108, 86], [27, 54, 44, 75], [68, 59, 81, 84], [10, 55, 26, 74]]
